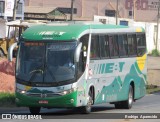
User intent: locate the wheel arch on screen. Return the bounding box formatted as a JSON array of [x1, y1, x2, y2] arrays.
[[89, 85, 95, 104], [130, 81, 135, 100]]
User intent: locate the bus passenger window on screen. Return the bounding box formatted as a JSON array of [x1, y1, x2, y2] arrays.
[[100, 35, 109, 58], [79, 34, 89, 73], [109, 35, 118, 58], [118, 35, 127, 57], [137, 34, 146, 56], [128, 34, 137, 56], [90, 35, 100, 59]]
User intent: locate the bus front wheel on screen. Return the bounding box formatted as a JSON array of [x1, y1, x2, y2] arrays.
[[29, 107, 41, 114], [81, 90, 93, 114]]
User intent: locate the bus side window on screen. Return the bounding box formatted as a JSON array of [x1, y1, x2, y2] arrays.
[[79, 34, 89, 73], [137, 33, 146, 56], [90, 35, 100, 59], [118, 34, 128, 57], [109, 35, 119, 58], [128, 34, 137, 56], [100, 35, 109, 58]]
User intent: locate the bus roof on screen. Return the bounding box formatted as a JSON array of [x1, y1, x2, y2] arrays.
[[21, 22, 145, 41]]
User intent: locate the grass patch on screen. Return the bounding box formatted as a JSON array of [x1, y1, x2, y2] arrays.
[[151, 49, 160, 56], [146, 85, 160, 94], [0, 92, 16, 107]]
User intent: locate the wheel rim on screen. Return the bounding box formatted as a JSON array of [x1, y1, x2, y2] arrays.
[[86, 96, 92, 110], [128, 87, 133, 106]]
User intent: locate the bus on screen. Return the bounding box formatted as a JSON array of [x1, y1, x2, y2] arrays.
[[8, 22, 147, 114]]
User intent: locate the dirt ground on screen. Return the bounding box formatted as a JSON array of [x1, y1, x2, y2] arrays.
[[0, 58, 15, 93], [0, 56, 159, 93]]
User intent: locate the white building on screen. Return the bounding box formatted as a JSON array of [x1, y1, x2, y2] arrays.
[[0, 0, 24, 20]]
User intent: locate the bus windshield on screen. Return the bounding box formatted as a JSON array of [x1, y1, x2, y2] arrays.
[[16, 41, 76, 86]]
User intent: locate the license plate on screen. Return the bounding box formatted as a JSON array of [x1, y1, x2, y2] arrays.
[[39, 100, 48, 104]]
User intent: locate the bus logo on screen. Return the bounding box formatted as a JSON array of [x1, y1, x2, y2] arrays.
[[40, 94, 47, 98]]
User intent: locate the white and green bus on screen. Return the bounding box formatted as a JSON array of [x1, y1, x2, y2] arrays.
[[8, 22, 147, 114]]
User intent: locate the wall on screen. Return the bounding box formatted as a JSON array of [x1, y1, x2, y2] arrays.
[[24, 0, 160, 22], [0, 19, 6, 38], [0, 0, 24, 20]]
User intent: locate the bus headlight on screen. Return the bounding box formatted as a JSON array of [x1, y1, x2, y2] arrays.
[[61, 88, 77, 95], [16, 88, 26, 94]]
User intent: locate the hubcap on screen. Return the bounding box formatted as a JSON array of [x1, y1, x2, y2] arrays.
[[128, 88, 133, 105]]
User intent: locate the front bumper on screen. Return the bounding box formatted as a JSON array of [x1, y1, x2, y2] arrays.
[[15, 91, 78, 108]]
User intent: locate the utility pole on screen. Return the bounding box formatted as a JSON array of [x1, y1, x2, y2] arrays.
[[70, 0, 75, 21], [156, 0, 160, 50], [116, 0, 118, 25], [13, 0, 17, 21]]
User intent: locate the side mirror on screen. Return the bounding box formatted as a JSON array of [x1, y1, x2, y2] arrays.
[[8, 42, 18, 61], [74, 42, 82, 63]]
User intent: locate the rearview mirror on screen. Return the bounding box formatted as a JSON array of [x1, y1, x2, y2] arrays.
[[8, 42, 18, 61], [74, 42, 82, 63]]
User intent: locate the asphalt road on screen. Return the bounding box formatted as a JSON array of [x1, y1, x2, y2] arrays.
[[0, 92, 160, 121]]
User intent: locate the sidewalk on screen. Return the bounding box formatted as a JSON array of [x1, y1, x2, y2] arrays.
[[147, 56, 160, 86], [148, 56, 160, 70]]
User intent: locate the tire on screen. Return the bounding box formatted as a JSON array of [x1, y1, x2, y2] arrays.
[[114, 102, 123, 109], [29, 107, 41, 114], [81, 90, 93, 114], [114, 85, 133, 109], [123, 85, 133, 109]]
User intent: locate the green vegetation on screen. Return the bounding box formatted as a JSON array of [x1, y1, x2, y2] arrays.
[[0, 92, 15, 107], [146, 85, 160, 94], [151, 49, 160, 56]]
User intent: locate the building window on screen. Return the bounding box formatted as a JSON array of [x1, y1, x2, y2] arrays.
[[105, 10, 116, 17], [129, 10, 133, 16], [57, 7, 77, 14], [99, 19, 106, 24], [0, 1, 4, 13], [16, 3, 22, 14]]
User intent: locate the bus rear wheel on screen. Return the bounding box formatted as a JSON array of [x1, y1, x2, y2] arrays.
[[114, 85, 133, 109], [123, 85, 133, 109], [29, 107, 41, 114]]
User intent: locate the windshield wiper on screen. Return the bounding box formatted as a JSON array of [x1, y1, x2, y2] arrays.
[[28, 65, 44, 84], [30, 69, 44, 74]]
